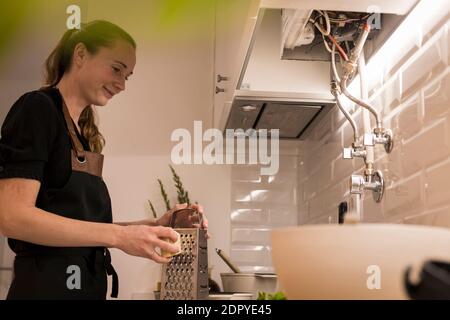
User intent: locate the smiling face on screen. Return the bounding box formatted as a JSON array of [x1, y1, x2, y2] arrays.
[[74, 39, 136, 106]]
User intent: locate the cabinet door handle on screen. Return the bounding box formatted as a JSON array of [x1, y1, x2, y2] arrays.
[[215, 86, 225, 94], [217, 74, 228, 83]]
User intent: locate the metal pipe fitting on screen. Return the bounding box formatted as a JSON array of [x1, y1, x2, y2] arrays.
[[350, 170, 385, 202], [331, 44, 360, 146], [349, 24, 371, 66], [340, 77, 382, 129]]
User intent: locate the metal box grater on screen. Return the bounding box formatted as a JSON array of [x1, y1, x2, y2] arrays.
[[160, 209, 209, 300]]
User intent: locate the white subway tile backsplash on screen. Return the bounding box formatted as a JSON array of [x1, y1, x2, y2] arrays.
[[315, 114, 333, 142], [249, 190, 271, 202], [332, 106, 348, 132], [425, 158, 450, 209], [278, 155, 298, 171], [423, 69, 450, 124], [384, 173, 424, 217], [230, 209, 265, 225], [239, 266, 275, 273], [404, 207, 450, 228], [304, 163, 332, 199], [230, 246, 271, 266], [341, 179, 351, 199], [303, 176, 317, 201], [316, 163, 333, 192], [308, 194, 325, 218], [362, 195, 384, 222], [230, 144, 299, 272], [402, 119, 450, 177], [323, 140, 345, 164], [431, 209, 450, 228], [303, 152, 321, 175], [267, 207, 297, 226], [297, 160, 307, 183], [231, 228, 272, 245], [297, 182, 304, 204], [375, 148, 402, 185], [370, 93, 383, 119], [278, 141, 302, 156], [233, 184, 256, 202], [298, 140, 320, 156], [332, 157, 354, 184], [266, 175, 296, 191], [343, 111, 363, 146], [307, 214, 336, 225], [396, 94, 422, 140], [231, 165, 261, 182], [297, 202, 308, 225], [233, 186, 296, 205], [401, 30, 447, 100], [326, 129, 342, 148], [322, 184, 344, 214], [269, 189, 296, 204], [377, 75, 402, 114], [447, 22, 450, 63]]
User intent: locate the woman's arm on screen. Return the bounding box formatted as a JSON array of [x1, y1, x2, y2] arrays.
[[0, 178, 179, 263], [0, 178, 119, 247]]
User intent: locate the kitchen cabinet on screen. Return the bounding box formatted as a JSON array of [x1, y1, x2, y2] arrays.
[[213, 0, 260, 130]]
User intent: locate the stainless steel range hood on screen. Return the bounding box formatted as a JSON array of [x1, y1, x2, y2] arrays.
[[224, 7, 336, 139], [226, 92, 335, 139]]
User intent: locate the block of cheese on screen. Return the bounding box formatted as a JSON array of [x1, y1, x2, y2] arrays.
[[161, 231, 182, 258]]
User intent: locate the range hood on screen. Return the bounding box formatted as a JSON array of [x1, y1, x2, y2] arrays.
[[223, 0, 418, 139], [226, 92, 335, 139], [225, 7, 336, 139]]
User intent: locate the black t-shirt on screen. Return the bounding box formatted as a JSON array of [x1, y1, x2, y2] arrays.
[[0, 87, 90, 190]]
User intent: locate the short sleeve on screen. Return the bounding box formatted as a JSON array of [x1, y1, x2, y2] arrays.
[[0, 91, 59, 182]]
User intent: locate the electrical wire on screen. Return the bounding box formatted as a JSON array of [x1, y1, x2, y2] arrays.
[[331, 44, 341, 83], [326, 34, 348, 61], [317, 10, 330, 35], [309, 10, 330, 36], [309, 10, 348, 60], [328, 13, 371, 24], [322, 35, 332, 53]]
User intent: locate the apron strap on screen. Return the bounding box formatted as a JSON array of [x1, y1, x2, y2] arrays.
[[60, 97, 86, 160], [104, 249, 119, 298]]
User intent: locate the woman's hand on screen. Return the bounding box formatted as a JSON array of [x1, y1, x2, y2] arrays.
[[156, 203, 210, 239], [116, 225, 180, 263]]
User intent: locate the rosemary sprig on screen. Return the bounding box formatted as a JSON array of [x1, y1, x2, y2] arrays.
[[148, 200, 158, 219], [158, 179, 171, 211], [169, 165, 190, 205]]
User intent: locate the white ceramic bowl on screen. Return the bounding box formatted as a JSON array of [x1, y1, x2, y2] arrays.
[[271, 223, 450, 299]]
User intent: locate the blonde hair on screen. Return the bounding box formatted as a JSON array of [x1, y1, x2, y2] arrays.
[[42, 20, 136, 153]]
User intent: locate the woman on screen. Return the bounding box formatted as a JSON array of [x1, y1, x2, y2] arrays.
[[0, 20, 207, 299]]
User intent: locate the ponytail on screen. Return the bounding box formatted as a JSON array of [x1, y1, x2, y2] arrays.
[[78, 106, 105, 153], [44, 28, 78, 87]]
